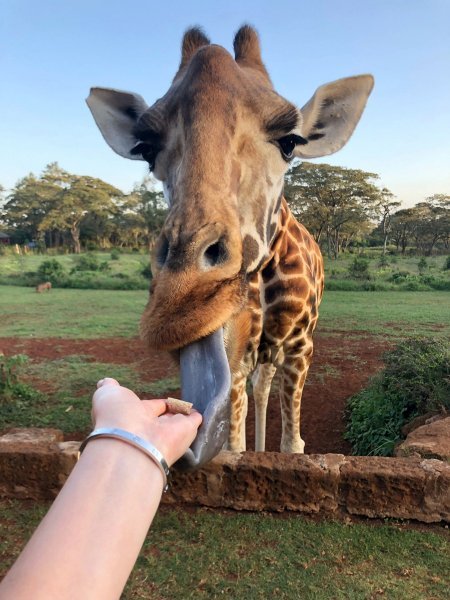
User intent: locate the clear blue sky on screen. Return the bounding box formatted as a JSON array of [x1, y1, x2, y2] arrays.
[[1, 0, 449, 208]]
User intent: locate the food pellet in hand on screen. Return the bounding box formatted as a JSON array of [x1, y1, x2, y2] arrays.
[[166, 397, 193, 415]]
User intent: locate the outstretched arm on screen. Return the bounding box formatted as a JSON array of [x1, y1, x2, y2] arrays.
[[0, 378, 202, 600]]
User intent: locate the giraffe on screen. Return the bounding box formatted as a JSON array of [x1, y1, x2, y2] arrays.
[[87, 26, 373, 467]]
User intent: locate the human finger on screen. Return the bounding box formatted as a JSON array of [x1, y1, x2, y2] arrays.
[[141, 399, 167, 417], [97, 377, 120, 389]]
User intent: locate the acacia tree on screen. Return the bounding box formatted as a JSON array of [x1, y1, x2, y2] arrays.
[[389, 208, 418, 253], [2, 173, 60, 244], [120, 177, 167, 249], [376, 188, 401, 255], [411, 194, 450, 255], [285, 162, 382, 258], [3, 164, 123, 251], [41, 177, 122, 253]]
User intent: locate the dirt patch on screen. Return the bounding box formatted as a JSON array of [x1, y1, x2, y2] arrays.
[[0, 333, 389, 454]]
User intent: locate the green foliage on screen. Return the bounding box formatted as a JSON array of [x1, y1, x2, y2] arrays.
[[417, 256, 427, 274], [345, 338, 450, 456], [37, 259, 65, 283], [377, 254, 390, 268], [110, 248, 120, 260], [347, 256, 371, 279], [0, 354, 40, 403], [70, 253, 110, 273], [444, 256, 450, 270], [285, 162, 384, 260], [140, 262, 152, 279]]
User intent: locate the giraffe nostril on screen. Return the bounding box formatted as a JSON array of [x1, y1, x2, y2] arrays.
[[203, 237, 228, 268]]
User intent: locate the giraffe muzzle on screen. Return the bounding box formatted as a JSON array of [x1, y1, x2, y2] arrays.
[[174, 327, 231, 470]]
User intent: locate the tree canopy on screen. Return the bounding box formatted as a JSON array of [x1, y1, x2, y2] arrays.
[[285, 162, 383, 258], [1, 162, 448, 257]]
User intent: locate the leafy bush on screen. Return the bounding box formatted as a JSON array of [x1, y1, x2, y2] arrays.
[[378, 254, 389, 268], [110, 249, 120, 261], [347, 256, 371, 280], [140, 263, 152, 279], [37, 259, 65, 283], [71, 253, 110, 273], [417, 257, 427, 274], [389, 270, 410, 283], [444, 256, 450, 270], [0, 354, 40, 402], [345, 338, 450, 456]]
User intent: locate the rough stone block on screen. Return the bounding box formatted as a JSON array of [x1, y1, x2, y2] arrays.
[[396, 417, 450, 462], [166, 451, 345, 513], [339, 456, 450, 522], [0, 429, 66, 500]]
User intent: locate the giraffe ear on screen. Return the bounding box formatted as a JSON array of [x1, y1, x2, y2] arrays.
[[86, 87, 148, 160], [233, 25, 271, 81], [294, 75, 374, 158], [179, 27, 210, 68]]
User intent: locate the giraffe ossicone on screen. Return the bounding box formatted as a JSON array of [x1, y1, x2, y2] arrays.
[[87, 26, 373, 468]]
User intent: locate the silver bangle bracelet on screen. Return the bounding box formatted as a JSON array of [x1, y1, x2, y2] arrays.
[[78, 428, 170, 492]]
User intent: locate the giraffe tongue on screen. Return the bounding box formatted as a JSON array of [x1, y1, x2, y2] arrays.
[[174, 328, 231, 471]]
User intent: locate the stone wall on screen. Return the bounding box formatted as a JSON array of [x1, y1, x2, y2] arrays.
[[1, 429, 449, 523]]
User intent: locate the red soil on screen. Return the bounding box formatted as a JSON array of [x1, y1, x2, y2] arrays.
[[0, 333, 389, 454]]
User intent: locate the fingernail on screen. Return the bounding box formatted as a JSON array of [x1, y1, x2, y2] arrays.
[[97, 379, 105, 388]]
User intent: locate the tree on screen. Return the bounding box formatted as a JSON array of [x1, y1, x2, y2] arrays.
[[376, 188, 401, 255], [40, 169, 123, 253], [413, 194, 450, 255], [2, 173, 60, 244], [118, 177, 167, 249], [389, 208, 418, 254], [285, 162, 382, 258]]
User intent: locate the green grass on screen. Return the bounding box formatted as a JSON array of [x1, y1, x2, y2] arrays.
[[0, 355, 180, 434], [1, 285, 449, 339], [0, 250, 149, 278], [0, 285, 147, 338], [0, 500, 448, 599], [318, 291, 450, 337]]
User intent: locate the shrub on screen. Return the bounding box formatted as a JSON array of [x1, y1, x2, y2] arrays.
[[444, 256, 450, 270], [71, 253, 110, 273], [345, 338, 450, 456], [37, 259, 65, 283], [0, 354, 39, 402], [389, 270, 411, 283], [417, 257, 427, 274], [347, 256, 371, 280], [378, 254, 389, 268], [140, 263, 152, 279], [110, 249, 120, 261]]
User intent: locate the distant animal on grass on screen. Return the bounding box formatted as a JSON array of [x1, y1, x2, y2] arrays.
[[36, 282, 52, 293]]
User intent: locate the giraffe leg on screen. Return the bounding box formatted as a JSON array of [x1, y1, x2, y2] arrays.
[[279, 343, 314, 453], [251, 363, 277, 452], [227, 373, 248, 452]]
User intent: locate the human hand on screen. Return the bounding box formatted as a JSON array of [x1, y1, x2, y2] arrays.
[[92, 378, 202, 466]]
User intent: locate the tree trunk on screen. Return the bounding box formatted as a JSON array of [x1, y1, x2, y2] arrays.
[[71, 226, 81, 254], [383, 234, 388, 255]]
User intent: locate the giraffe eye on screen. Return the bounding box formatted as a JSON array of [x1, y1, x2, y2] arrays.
[[277, 134, 308, 160]]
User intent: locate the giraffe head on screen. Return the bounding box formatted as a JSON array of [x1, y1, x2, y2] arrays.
[[87, 26, 373, 466]]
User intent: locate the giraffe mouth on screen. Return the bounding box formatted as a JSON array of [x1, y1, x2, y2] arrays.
[[174, 328, 231, 470]]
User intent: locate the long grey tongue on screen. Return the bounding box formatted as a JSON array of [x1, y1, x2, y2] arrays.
[[175, 328, 231, 471]]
